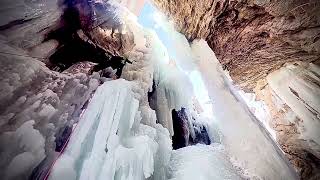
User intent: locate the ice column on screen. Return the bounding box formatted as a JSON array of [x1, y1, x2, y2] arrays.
[[191, 39, 297, 179], [48, 79, 169, 180]]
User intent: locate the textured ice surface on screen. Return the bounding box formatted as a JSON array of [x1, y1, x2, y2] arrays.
[[0, 0, 304, 179], [1, 120, 45, 180], [237, 90, 276, 140], [191, 39, 297, 179], [167, 144, 242, 180], [267, 62, 320, 154], [48, 79, 171, 180], [0, 40, 101, 179], [120, 8, 193, 136], [134, 4, 296, 179], [116, 0, 146, 16]]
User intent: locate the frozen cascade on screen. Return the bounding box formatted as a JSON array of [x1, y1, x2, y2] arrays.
[[267, 62, 320, 149], [48, 79, 171, 180], [191, 40, 298, 179], [47, 1, 298, 179], [145, 30, 193, 136], [136, 2, 297, 179]]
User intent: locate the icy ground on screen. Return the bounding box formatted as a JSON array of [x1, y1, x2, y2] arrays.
[[167, 144, 242, 180]]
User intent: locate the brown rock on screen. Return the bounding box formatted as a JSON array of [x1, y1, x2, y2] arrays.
[[255, 77, 320, 179], [153, 0, 320, 91]]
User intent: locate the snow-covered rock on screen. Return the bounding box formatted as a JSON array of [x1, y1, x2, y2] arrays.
[[0, 41, 101, 180]]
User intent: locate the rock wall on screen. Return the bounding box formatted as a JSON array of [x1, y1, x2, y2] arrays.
[[152, 0, 320, 91], [258, 62, 320, 179]]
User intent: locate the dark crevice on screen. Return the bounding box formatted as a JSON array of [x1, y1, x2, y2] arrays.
[[55, 126, 72, 152], [289, 87, 300, 98], [29, 1, 130, 179], [171, 108, 211, 150], [172, 108, 190, 150], [147, 80, 159, 123], [189, 123, 211, 146], [0, 18, 36, 31], [148, 80, 157, 108], [29, 156, 52, 180], [44, 0, 129, 77]]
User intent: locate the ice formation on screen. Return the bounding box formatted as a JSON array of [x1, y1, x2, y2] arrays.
[[48, 2, 173, 179], [237, 91, 277, 140], [267, 62, 320, 154], [0, 0, 303, 179], [1, 120, 45, 180], [124, 2, 298, 179], [191, 39, 297, 179], [146, 31, 193, 136], [116, 0, 146, 16], [167, 144, 242, 180], [48, 79, 171, 180], [0, 38, 101, 179]]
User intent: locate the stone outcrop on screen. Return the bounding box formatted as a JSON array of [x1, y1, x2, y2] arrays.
[[254, 62, 320, 179], [152, 0, 320, 91]]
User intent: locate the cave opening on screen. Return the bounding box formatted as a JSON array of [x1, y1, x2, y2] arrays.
[[44, 0, 128, 78]]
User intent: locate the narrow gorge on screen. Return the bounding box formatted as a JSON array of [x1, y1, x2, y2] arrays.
[[0, 0, 319, 180]]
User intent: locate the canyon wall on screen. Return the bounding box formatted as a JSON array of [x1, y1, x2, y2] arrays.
[[152, 0, 320, 91]]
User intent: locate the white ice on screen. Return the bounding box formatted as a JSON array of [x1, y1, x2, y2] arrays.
[[48, 79, 171, 180], [167, 144, 242, 180], [267, 62, 320, 153], [49, 2, 300, 180], [1, 120, 45, 180], [191, 39, 297, 179]]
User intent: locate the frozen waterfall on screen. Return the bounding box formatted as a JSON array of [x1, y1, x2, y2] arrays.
[[137, 2, 298, 179], [48, 79, 171, 180], [46, 1, 298, 180], [191, 40, 298, 179]]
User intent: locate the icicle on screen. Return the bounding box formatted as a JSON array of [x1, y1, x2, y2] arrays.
[[48, 79, 171, 180]]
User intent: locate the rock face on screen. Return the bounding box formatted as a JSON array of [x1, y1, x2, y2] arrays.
[[254, 79, 320, 179], [260, 62, 320, 179], [0, 0, 319, 179], [152, 0, 320, 91]]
